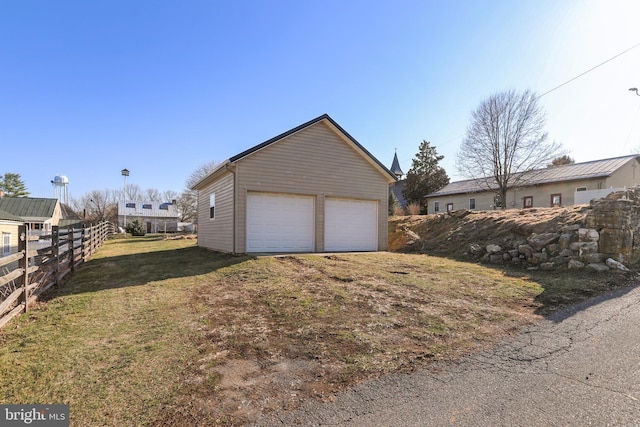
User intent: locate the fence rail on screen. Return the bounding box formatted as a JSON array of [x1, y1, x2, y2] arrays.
[[0, 222, 114, 329]]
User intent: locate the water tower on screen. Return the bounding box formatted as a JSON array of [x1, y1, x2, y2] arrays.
[[51, 175, 69, 204]]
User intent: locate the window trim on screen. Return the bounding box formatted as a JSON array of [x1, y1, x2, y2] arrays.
[[550, 193, 562, 207], [523, 196, 533, 209], [2, 232, 10, 257], [446, 203, 454, 213], [433, 201, 440, 212], [209, 193, 216, 220], [576, 187, 587, 192], [469, 198, 476, 210]]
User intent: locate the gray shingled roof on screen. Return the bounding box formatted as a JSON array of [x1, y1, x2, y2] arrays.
[[427, 155, 640, 197], [0, 197, 58, 221]]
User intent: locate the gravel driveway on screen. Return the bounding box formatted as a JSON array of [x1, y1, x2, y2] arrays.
[[256, 283, 640, 426]]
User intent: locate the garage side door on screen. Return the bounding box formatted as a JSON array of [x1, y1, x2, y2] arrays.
[[246, 193, 314, 252], [325, 198, 378, 252]]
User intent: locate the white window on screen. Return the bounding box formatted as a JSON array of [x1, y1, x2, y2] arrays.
[[446, 203, 454, 212], [469, 198, 476, 210], [523, 196, 533, 208], [2, 232, 10, 257], [209, 193, 216, 219]]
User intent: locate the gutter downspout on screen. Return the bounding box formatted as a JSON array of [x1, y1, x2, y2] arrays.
[[225, 163, 237, 254]]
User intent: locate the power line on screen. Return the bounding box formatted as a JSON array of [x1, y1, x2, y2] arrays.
[[538, 42, 640, 98], [404, 43, 640, 163]]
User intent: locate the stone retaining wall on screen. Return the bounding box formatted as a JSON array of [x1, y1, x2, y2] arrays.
[[470, 189, 640, 272]]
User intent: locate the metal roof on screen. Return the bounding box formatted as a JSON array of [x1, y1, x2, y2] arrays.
[[0, 208, 23, 222], [427, 155, 640, 197], [0, 197, 58, 221]]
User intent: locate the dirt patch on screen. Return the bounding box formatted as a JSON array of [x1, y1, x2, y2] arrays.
[[154, 253, 550, 424]]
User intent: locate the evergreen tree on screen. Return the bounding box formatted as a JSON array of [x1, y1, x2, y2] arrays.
[[548, 155, 575, 167], [0, 173, 30, 197], [402, 140, 449, 213]]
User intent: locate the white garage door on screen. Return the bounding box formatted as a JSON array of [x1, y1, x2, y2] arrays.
[[246, 193, 314, 252], [325, 198, 378, 252]]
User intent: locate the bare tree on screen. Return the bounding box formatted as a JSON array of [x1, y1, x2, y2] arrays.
[[73, 189, 118, 223], [180, 160, 220, 222], [162, 190, 179, 203], [143, 188, 162, 202], [456, 89, 562, 209], [123, 183, 142, 202], [186, 160, 220, 189], [176, 190, 197, 222]]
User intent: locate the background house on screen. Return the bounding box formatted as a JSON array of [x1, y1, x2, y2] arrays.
[[117, 201, 179, 233], [0, 209, 23, 271], [0, 197, 62, 234], [192, 114, 397, 254], [425, 155, 640, 214]]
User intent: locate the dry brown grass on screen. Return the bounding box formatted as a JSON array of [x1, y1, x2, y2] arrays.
[[1, 223, 633, 425], [157, 252, 545, 424]]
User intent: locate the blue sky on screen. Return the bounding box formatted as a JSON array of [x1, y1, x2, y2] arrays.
[[2, 0, 640, 200]]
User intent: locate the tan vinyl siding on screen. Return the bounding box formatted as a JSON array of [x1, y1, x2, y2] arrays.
[[196, 171, 235, 252], [0, 221, 20, 271], [235, 121, 389, 253]]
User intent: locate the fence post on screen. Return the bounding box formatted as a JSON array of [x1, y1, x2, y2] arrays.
[[69, 226, 75, 272], [52, 226, 59, 287], [17, 225, 29, 312], [81, 225, 87, 262]]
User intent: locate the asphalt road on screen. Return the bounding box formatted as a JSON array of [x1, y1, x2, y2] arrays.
[[256, 284, 640, 426]]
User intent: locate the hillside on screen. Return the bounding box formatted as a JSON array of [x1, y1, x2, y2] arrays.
[[389, 206, 590, 260]]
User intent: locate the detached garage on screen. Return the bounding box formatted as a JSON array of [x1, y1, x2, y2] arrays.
[[192, 114, 397, 254]]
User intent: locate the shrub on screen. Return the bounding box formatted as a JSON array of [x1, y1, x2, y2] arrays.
[[407, 202, 422, 215], [393, 205, 406, 216], [126, 219, 146, 236]]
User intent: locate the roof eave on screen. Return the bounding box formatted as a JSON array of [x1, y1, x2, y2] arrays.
[[223, 113, 396, 183], [191, 160, 232, 191]]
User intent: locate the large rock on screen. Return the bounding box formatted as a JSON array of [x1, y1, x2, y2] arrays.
[[540, 262, 555, 270], [528, 233, 561, 251], [489, 254, 503, 264], [581, 253, 605, 263], [486, 244, 502, 254], [587, 263, 610, 272], [468, 244, 484, 256], [559, 249, 574, 258], [528, 252, 548, 265], [518, 244, 534, 259], [561, 224, 581, 233], [558, 233, 575, 251], [578, 228, 599, 242], [599, 228, 633, 256], [569, 241, 598, 255], [568, 259, 585, 269], [606, 258, 629, 271]]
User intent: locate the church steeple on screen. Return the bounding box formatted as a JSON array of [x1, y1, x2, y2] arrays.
[[390, 150, 404, 179]]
